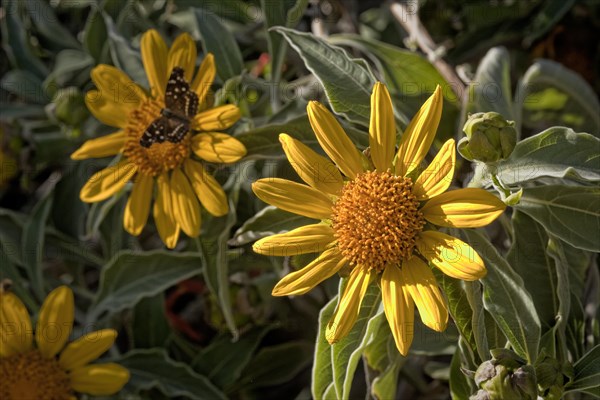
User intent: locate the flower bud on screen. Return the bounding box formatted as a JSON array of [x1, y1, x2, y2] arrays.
[[52, 88, 89, 128], [471, 350, 537, 400], [458, 112, 517, 163]]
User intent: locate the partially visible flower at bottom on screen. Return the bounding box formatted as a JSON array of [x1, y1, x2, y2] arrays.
[[0, 286, 129, 398], [252, 83, 506, 355]]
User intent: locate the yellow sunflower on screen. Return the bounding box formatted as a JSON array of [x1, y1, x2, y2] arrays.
[[252, 83, 506, 355], [72, 30, 246, 248], [0, 286, 129, 398]]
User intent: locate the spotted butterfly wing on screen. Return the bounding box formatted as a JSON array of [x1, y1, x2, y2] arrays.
[[140, 67, 199, 148], [140, 116, 167, 148]]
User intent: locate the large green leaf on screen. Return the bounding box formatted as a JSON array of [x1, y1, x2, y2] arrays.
[[24, 0, 80, 50], [490, 127, 600, 186], [192, 326, 272, 390], [118, 348, 226, 400], [312, 296, 337, 400], [516, 59, 600, 134], [516, 185, 600, 252], [193, 8, 244, 81], [88, 251, 201, 320], [273, 27, 376, 126], [22, 192, 54, 299], [331, 283, 381, 399], [450, 345, 475, 399], [103, 14, 147, 86], [566, 344, 600, 392], [237, 341, 313, 389], [461, 229, 541, 363], [230, 206, 313, 246], [198, 204, 239, 339], [466, 47, 515, 124], [506, 211, 558, 328]]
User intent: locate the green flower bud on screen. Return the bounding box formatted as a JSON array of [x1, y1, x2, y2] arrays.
[[458, 112, 517, 163], [472, 350, 537, 400], [52, 87, 89, 128]]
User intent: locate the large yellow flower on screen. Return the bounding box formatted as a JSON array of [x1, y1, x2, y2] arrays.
[[0, 286, 129, 398], [72, 30, 246, 248], [252, 83, 506, 355]]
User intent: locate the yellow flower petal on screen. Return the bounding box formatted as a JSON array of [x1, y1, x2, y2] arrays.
[[79, 161, 137, 203], [141, 29, 168, 98], [90, 65, 145, 108], [417, 231, 486, 281], [253, 223, 335, 257], [395, 86, 443, 176], [272, 247, 345, 296], [192, 53, 216, 105], [191, 132, 246, 163], [369, 82, 396, 172], [192, 105, 241, 131], [253, 178, 334, 220], [36, 286, 74, 358], [167, 33, 197, 83], [71, 130, 126, 160], [401, 257, 448, 332], [413, 138, 456, 200], [279, 133, 343, 196], [0, 292, 33, 357], [171, 168, 201, 237], [421, 188, 506, 228], [325, 267, 373, 343], [183, 160, 228, 217], [59, 329, 117, 371], [381, 265, 414, 356], [123, 173, 153, 236], [69, 363, 130, 396], [85, 90, 134, 129], [153, 173, 180, 249], [307, 101, 364, 179]]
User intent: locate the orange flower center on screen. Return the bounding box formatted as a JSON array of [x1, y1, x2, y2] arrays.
[[331, 171, 425, 272], [0, 350, 72, 399], [122, 99, 191, 176]]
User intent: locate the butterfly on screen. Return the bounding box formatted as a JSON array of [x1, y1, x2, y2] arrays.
[[140, 67, 199, 148]]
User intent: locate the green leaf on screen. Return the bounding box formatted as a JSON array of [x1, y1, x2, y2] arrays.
[[237, 341, 313, 389], [312, 296, 337, 400], [89, 251, 201, 320], [273, 27, 376, 126], [439, 275, 479, 361], [506, 211, 558, 328], [492, 127, 600, 185], [450, 346, 475, 399], [516, 59, 600, 134], [461, 229, 541, 363], [330, 34, 452, 105], [230, 206, 313, 246], [103, 14, 147, 87], [331, 283, 381, 400], [1, 70, 47, 104], [118, 348, 226, 400], [45, 49, 93, 88], [132, 294, 171, 349], [1, 0, 49, 78], [466, 47, 515, 124], [24, 0, 80, 50], [0, 103, 46, 118], [567, 344, 600, 392], [83, 5, 108, 62], [198, 204, 239, 339], [192, 325, 272, 390], [22, 192, 54, 299], [236, 115, 316, 160], [516, 185, 600, 252], [193, 8, 244, 81], [371, 356, 403, 400]]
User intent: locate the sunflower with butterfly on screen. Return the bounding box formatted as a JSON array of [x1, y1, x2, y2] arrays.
[[72, 30, 246, 248]]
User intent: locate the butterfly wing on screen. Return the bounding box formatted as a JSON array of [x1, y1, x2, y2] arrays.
[[165, 67, 199, 118], [140, 116, 167, 148], [166, 119, 189, 144]]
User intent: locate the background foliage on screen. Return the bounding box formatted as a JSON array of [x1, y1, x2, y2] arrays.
[[1, 0, 599, 399]]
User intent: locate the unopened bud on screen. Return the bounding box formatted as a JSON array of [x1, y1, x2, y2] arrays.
[[458, 112, 517, 163]]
